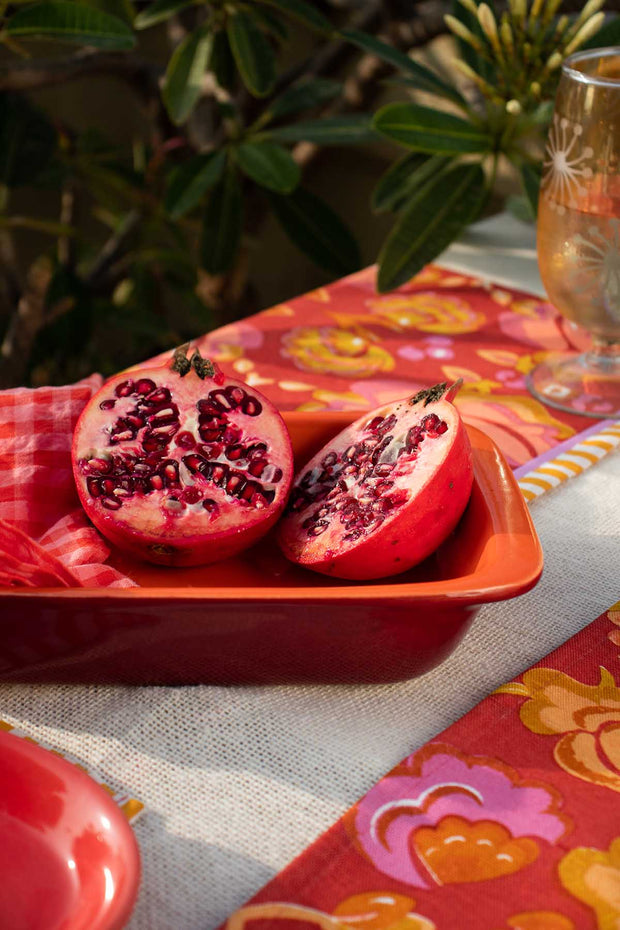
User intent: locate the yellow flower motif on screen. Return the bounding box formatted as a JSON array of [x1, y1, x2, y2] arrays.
[[364, 292, 485, 334], [559, 837, 620, 929], [496, 667, 620, 792], [296, 388, 371, 412], [282, 326, 394, 378], [496, 912, 575, 930], [607, 600, 620, 647]]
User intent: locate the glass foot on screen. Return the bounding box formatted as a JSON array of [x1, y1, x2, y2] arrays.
[[526, 351, 620, 419]]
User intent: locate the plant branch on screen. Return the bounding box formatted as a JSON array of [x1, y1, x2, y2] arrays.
[[86, 209, 142, 290], [0, 257, 52, 389]]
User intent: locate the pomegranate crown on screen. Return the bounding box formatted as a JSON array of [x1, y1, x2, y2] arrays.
[[409, 379, 463, 407], [171, 343, 222, 381]]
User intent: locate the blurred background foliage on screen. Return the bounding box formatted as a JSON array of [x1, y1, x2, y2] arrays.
[[0, 0, 618, 387]]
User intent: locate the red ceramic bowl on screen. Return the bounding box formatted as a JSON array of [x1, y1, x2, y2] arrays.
[[0, 729, 140, 930], [0, 412, 543, 684]]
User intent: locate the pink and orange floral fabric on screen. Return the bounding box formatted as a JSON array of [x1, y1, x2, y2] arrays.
[[223, 600, 620, 930], [143, 265, 597, 469]]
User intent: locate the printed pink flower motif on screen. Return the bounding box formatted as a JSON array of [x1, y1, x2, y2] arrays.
[[498, 300, 589, 352], [349, 743, 570, 888]]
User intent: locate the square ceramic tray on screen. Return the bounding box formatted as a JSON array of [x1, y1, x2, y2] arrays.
[[0, 412, 543, 684]]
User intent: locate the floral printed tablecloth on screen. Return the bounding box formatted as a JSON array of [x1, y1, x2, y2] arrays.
[[146, 264, 599, 469], [223, 599, 620, 930]]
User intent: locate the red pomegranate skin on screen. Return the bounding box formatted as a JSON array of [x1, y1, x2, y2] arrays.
[[72, 358, 293, 567], [277, 383, 473, 580]]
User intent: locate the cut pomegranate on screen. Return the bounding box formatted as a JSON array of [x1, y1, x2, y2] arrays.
[[277, 381, 473, 580], [72, 347, 294, 566]]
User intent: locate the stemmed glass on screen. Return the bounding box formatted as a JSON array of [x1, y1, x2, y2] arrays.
[[527, 47, 620, 418]]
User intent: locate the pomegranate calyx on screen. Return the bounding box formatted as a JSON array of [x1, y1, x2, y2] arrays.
[[190, 349, 216, 380], [409, 379, 463, 407], [171, 343, 192, 377]]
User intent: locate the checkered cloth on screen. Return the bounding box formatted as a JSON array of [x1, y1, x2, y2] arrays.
[[0, 375, 135, 588]]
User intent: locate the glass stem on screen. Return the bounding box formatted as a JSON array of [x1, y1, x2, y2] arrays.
[[585, 336, 620, 374]]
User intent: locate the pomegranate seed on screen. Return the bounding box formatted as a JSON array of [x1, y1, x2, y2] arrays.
[[322, 452, 338, 467], [202, 499, 218, 513], [162, 461, 179, 485], [241, 396, 262, 416], [199, 427, 223, 442], [125, 413, 145, 429], [248, 458, 267, 477], [163, 498, 186, 513], [374, 463, 394, 477], [183, 453, 207, 475], [114, 380, 134, 397], [227, 386, 246, 406], [99, 399, 116, 410], [211, 464, 228, 486], [150, 475, 164, 490], [197, 442, 222, 458], [226, 471, 245, 495], [421, 413, 440, 430], [101, 497, 121, 510], [150, 406, 179, 421], [270, 467, 283, 484], [222, 426, 242, 444], [87, 457, 111, 474], [225, 444, 245, 461], [344, 445, 357, 460], [110, 428, 135, 444], [87, 477, 102, 497], [144, 387, 171, 406], [428, 420, 449, 436], [308, 521, 329, 537], [135, 378, 156, 395], [239, 481, 259, 502], [366, 416, 384, 432], [175, 431, 196, 449], [101, 478, 116, 493], [208, 390, 232, 410], [246, 443, 268, 460], [182, 486, 202, 504], [142, 431, 168, 452]]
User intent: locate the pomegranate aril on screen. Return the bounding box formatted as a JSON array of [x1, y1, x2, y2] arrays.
[[322, 452, 338, 468], [161, 461, 180, 486], [87, 457, 111, 474], [308, 521, 328, 537], [374, 463, 394, 477], [421, 413, 440, 430], [163, 497, 186, 513], [175, 431, 196, 449], [427, 420, 449, 437], [114, 380, 135, 398], [101, 497, 122, 510], [110, 428, 135, 444], [149, 405, 179, 422], [241, 396, 262, 416], [226, 471, 245, 496], [182, 486, 202, 505], [248, 458, 267, 477], [99, 399, 116, 410], [222, 426, 242, 444], [227, 386, 246, 406], [144, 387, 171, 407], [202, 499, 218, 513], [208, 389, 232, 411], [225, 444, 245, 461], [125, 413, 145, 429], [211, 464, 228, 487], [183, 453, 208, 475], [142, 431, 168, 452], [344, 445, 357, 460], [87, 477, 102, 497], [246, 443, 268, 460], [199, 427, 223, 443], [101, 478, 116, 493], [197, 442, 222, 459], [239, 481, 259, 502], [134, 378, 156, 395], [366, 416, 384, 432], [150, 475, 164, 490]]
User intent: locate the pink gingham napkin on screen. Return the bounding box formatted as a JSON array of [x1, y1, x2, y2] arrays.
[[0, 376, 135, 588]]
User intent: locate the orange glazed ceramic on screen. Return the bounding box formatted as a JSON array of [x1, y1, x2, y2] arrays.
[[0, 412, 543, 684]]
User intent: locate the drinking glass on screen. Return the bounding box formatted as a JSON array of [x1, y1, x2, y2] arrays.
[[527, 47, 620, 418]]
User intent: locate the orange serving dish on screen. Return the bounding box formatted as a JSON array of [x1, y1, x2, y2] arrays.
[[0, 412, 542, 685]]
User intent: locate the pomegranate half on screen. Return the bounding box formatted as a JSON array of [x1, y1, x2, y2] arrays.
[[72, 348, 293, 566], [277, 382, 473, 580]]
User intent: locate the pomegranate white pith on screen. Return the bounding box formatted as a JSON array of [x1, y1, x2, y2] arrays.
[[72, 359, 293, 566], [277, 383, 473, 580]]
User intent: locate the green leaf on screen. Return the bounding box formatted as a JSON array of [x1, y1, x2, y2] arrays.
[[6, 1, 135, 48], [82, 0, 136, 25], [134, 0, 196, 29], [235, 141, 300, 192], [247, 5, 288, 41], [165, 149, 226, 219], [209, 28, 236, 90], [374, 103, 490, 154], [520, 163, 541, 218], [0, 92, 56, 188], [254, 0, 331, 34], [341, 28, 467, 108], [201, 166, 243, 274], [265, 115, 376, 145], [581, 14, 620, 49], [372, 152, 453, 213], [163, 25, 213, 125], [262, 78, 341, 123], [227, 9, 276, 97], [268, 187, 360, 276], [377, 163, 486, 292], [506, 194, 535, 224]]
